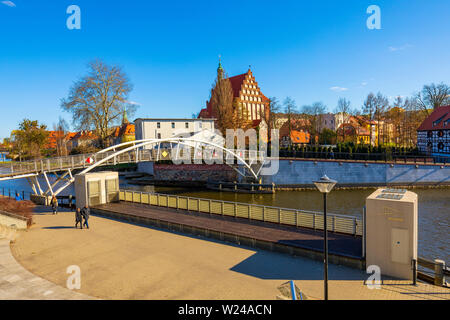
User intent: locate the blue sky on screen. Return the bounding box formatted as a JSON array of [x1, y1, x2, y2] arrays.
[[0, 0, 449, 139]]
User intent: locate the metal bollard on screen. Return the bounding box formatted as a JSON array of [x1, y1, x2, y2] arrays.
[[434, 259, 445, 287]]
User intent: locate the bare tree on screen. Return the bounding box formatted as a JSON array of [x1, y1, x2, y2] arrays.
[[301, 102, 326, 143], [334, 98, 352, 142], [283, 97, 298, 145], [53, 117, 70, 157], [259, 96, 281, 143], [374, 92, 389, 146], [415, 82, 450, 115], [61, 59, 136, 148]]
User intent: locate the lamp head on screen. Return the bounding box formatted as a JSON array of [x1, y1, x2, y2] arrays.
[[313, 175, 337, 194]]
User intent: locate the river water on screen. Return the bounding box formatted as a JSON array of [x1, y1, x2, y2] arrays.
[[0, 167, 448, 264]]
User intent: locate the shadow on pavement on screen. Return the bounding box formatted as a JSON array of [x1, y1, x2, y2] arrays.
[[230, 249, 368, 281]]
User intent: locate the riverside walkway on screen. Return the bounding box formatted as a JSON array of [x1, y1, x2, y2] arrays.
[[94, 201, 363, 268], [9, 207, 449, 300]]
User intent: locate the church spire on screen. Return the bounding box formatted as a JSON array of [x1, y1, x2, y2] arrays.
[[217, 55, 224, 80], [122, 107, 129, 125]]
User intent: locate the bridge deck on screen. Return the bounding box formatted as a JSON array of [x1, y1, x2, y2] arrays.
[[93, 202, 363, 261]]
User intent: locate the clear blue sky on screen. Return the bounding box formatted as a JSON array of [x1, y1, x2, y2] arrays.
[[1, 0, 449, 139]]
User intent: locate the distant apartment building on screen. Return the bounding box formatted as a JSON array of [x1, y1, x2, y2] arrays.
[[417, 105, 450, 157], [278, 117, 311, 147], [69, 130, 98, 149], [319, 113, 337, 131]]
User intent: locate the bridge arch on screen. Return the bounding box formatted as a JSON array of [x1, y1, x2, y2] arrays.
[[52, 137, 262, 196]]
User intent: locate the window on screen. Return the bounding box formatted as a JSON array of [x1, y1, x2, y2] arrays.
[[199, 122, 202, 128], [438, 142, 444, 150], [171, 122, 175, 129], [157, 122, 160, 129], [427, 131, 433, 138], [433, 113, 448, 127], [157, 133, 161, 139], [185, 122, 189, 129], [438, 130, 444, 137]]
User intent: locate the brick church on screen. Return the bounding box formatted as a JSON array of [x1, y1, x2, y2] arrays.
[[199, 61, 270, 128]]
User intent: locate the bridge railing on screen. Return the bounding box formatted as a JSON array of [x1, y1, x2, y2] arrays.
[[5, 147, 267, 177], [118, 189, 363, 236]]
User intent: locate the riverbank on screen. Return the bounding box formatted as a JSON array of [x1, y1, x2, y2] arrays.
[[9, 206, 449, 300]]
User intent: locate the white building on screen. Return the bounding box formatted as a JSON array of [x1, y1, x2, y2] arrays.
[[135, 118, 216, 141]]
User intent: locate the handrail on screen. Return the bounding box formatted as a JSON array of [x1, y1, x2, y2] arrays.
[[118, 189, 363, 236]]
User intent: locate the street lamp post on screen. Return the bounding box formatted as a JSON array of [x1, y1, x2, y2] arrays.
[[313, 175, 337, 301]]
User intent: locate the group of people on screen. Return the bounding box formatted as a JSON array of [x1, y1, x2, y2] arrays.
[[75, 205, 90, 229], [49, 195, 90, 229]]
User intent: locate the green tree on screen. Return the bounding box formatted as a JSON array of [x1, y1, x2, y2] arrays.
[[12, 119, 49, 160]]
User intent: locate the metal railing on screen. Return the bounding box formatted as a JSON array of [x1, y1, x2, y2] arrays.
[[417, 257, 449, 287], [1, 148, 266, 178], [119, 189, 363, 236], [277, 150, 449, 165]]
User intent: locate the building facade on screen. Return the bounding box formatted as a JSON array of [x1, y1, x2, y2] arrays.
[[199, 63, 270, 126], [417, 105, 450, 157], [135, 118, 216, 141]]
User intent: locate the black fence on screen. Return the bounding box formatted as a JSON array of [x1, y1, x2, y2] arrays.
[[278, 150, 449, 164], [0, 188, 75, 209]]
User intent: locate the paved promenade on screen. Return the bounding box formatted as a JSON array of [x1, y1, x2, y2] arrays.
[[0, 238, 94, 300], [6, 207, 450, 300]]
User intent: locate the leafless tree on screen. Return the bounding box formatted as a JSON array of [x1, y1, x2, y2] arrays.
[[259, 96, 281, 143], [373, 93, 389, 146], [415, 82, 450, 115], [61, 59, 137, 148], [301, 102, 326, 143], [53, 117, 70, 157], [334, 98, 352, 142], [283, 97, 298, 145]]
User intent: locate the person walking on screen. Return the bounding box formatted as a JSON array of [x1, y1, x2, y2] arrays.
[[51, 195, 58, 215], [81, 204, 90, 229], [75, 208, 83, 229]]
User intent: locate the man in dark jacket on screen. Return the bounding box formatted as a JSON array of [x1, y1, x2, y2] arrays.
[[75, 208, 83, 229], [81, 205, 90, 229]]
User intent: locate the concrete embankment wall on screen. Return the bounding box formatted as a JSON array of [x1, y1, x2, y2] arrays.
[[138, 162, 238, 182], [262, 159, 450, 188]]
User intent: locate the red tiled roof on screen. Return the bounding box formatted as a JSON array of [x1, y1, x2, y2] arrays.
[[71, 131, 98, 141], [112, 123, 135, 138], [228, 73, 247, 98], [290, 130, 310, 144], [279, 119, 310, 137], [417, 105, 450, 131]]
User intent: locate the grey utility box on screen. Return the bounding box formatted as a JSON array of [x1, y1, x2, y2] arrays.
[[74, 171, 119, 209], [365, 188, 418, 280]]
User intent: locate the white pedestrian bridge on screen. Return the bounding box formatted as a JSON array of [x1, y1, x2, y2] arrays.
[[0, 138, 268, 197]]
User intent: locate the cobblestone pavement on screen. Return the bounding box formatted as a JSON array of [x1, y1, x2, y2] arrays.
[[0, 239, 95, 300]]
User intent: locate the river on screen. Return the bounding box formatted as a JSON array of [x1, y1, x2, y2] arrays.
[[0, 170, 448, 264]]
